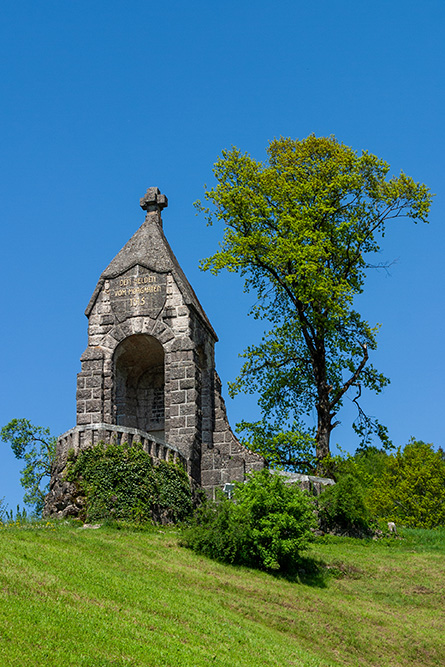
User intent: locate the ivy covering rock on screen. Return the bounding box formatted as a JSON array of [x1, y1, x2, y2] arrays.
[[65, 441, 194, 524]]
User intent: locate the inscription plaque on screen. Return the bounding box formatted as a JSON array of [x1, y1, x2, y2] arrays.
[[107, 265, 167, 321]]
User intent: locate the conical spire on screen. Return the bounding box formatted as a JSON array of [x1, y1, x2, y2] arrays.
[[85, 188, 217, 339]]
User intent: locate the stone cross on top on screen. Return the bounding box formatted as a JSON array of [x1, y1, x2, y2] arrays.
[[140, 187, 168, 213]]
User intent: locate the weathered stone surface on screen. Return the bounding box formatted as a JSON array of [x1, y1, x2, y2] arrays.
[[275, 470, 335, 495], [139, 186, 168, 212]]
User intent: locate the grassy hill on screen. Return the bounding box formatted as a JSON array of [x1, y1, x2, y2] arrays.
[[0, 521, 443, 667]]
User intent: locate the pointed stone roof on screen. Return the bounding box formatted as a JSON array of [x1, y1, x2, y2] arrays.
[[85, 188, 217, 340]]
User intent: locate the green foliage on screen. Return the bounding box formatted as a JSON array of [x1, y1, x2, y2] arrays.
[[396, 526, 445, 552], [368, 439, 445, 528], [349, 445, 389, 489], [236, 419, 317, 473], [0, 504, 29, 525], [319, 440, 445, 531], [1, 418, 57, 514], [321, 444, 389, 486], [197, 135, 432, 465], [182, 468, 316, 571], [66, 441, 193, 524], [0, 496, 7, 522], [154, 458, 195, 523], [317, 474, 371, 534]]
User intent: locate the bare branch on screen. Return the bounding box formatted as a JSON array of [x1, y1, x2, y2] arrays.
[[329, 343, 369, 410]]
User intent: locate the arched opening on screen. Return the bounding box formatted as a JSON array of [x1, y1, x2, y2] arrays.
[[113, 334, 165, 440]]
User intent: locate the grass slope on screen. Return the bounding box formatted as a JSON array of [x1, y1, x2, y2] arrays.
[[0, 522, 444, 667]]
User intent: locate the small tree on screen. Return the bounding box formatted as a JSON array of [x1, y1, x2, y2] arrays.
[[197, 135, 432, 469], [1, 418, 56, 515]]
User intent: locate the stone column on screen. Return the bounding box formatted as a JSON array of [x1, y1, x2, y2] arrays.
[[76, 347, 105, 425]]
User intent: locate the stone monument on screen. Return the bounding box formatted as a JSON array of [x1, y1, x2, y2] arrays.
[[45, 188, 264, 515]]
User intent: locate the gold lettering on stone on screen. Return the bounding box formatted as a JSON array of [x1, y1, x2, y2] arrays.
[[110, 269, 166, 320], [129, 296, 145, 306], [113, 275, 161, 299]]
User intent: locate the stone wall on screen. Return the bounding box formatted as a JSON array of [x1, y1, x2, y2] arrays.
[[45, 424, 187, 519], [201, 372, 264, 497]]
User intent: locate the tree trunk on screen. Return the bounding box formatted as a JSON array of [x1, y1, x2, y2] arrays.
[[315, 411, 332, 463], [315, 386, 333, 471], [313, 339, 332, 467]]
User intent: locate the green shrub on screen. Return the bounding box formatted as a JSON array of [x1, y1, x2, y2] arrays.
[[66, 442, 193, 524], [368, 439, 445, 528], [317, 474, 371, 534], [152, 459, 194, 524], [181, 469, 316, 572]]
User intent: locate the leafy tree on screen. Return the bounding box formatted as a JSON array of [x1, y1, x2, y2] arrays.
[[322, 444, 389, 486], [197, 135, 432, 469], [181, 468, 316, 571], [368, 439, 445, 528], [0, 418, 56, 515], [349, 445, 389, 490]]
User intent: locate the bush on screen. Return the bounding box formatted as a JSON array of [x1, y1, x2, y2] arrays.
[[181, 469, 316, 572], [66, 442, 193, 524], [154, 460, 194, 523], [316, 439, 445, 533], [368, 439, 445, 528], [317, 474, 371, 534]]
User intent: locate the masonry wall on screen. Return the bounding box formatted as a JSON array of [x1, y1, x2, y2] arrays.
[[200, 372, 264, 497], [74, 266, 263, 495]]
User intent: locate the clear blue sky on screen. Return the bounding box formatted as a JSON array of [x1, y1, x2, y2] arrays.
[[1, 1, 444, 511]]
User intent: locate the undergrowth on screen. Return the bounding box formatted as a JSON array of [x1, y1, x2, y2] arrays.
[[66, 441, 194, 523]]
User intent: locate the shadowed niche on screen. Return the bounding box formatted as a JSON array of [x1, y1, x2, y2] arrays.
[[113, 334, 165, 440]]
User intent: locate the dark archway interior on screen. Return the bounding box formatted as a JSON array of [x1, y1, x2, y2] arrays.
[[113, 334, 165, 439]]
